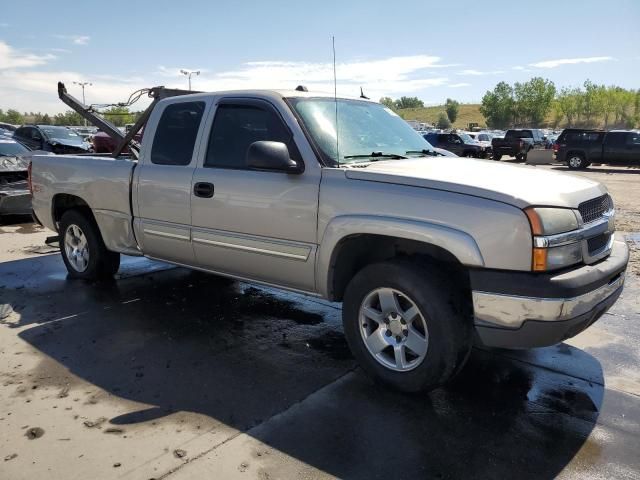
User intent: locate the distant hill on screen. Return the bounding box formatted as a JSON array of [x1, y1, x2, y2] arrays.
[[398, 104, 486, 129]]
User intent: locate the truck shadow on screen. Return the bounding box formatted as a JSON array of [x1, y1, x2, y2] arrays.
[[4, 255, 604, 479]]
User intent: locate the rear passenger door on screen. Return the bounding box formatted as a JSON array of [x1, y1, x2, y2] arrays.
[[603, 132, 627, 164], [133, 99, 208, 265], [189, 97, 320, 291]]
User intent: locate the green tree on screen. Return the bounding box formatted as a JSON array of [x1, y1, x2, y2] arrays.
[[3, 109, 24, 125], [101, 106, 134, 127], [556, 87, 580, 126], [513, 77, 556, 126], [436, 112, 451, 129], [53, 110, 83, 126], [581, 80, 605, 126], [379, 97, 396, 110], [394, 96, 424, 109], [480, 81, 514, 129], [445, 98, 460, 124]]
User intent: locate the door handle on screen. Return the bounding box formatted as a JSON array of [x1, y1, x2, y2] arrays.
[[194, 182, 214, 198]]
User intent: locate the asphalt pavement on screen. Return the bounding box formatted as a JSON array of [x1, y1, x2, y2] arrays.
[[0, 219, 639, 479]]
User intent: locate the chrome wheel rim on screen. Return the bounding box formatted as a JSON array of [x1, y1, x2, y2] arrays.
[[64, 224, 89, 272], [569, 156, 582, 168], [359, 288, 429, 372]]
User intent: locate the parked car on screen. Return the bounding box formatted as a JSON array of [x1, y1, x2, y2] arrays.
[[30, 90, 628, 393], [464, 132, 493, 154], [93, 129, 143, 153], [491, 129, 545, 161], [554, 129, 640, 169], [0, 122, 18, 133], [0, 138, 31, 215], [14, 125, 91, 154], [423, 132, 489, 158]]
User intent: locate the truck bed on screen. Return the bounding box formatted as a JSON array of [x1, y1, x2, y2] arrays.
[[31, 154, 140, 254]]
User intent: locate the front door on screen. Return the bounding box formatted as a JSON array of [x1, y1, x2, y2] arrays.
[[190, 98, 320, 292], [134, 100, 207, 265]]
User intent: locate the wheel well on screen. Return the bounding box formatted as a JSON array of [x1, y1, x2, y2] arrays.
[[52, 194, 95, 230], [328, 234, 470, 303], [566, 150, 585, 160]]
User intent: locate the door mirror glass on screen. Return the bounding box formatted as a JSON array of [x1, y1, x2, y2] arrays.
[[247, 141, 302, 174]]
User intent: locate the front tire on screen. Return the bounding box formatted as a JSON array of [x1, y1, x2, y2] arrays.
[[493, 154, 502, 161], [342, 260, 472, 392], [59, 210, 120, 280]]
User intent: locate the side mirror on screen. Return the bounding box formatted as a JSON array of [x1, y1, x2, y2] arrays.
[[247, 141, 303, 174]]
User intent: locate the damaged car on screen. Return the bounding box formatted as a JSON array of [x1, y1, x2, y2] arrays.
[[0, 138, 32, 216], [13, 125, 91, 154]]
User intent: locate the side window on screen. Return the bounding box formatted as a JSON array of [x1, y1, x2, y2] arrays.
[[14, 127, 27, 139], [150, 101, 205, 166], [605, 132, 626, 146], [205, 103, 298, 169], [437, 134, 447, 143], [626, 133, 640, 145]]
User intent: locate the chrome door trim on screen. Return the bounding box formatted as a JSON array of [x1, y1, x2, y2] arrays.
[[192, 228, 312, 261], [143, 228, 190, 241]]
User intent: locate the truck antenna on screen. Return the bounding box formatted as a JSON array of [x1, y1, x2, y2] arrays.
[[332, 35, 339, 163]]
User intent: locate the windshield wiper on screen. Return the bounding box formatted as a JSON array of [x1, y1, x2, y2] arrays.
[[405, 149, 438, 157], [343, 152, 407, 161]]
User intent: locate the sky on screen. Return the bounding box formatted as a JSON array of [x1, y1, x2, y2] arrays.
[[0, 0, 639, 114]]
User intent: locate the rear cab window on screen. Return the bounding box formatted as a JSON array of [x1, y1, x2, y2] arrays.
[[150, 101, 205, 165]]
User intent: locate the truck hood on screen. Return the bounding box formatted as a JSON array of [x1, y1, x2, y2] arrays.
[[344, 157, 606, 208]]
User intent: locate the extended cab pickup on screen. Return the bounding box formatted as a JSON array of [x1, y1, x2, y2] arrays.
[[30, 91, 629, 392], [491, 129, 545, 161], [555, 129, 640, 170]]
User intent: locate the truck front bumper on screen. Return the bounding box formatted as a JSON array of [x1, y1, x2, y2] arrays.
[[470, 240, 629, 349], [0, 185, 31, 216]]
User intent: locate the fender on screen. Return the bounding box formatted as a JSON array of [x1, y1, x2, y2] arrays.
[[316, 215, 485, 298]]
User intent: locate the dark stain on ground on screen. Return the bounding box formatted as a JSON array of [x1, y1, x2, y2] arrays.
[[25, 427, 44, 439]]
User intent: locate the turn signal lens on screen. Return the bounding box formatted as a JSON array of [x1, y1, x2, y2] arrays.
[[525, 208, 543, 235], [532, 248, 548, 271]]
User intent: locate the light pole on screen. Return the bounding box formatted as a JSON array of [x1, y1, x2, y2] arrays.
[[73, 81, 92, 126], [180, 69, 200, 91]]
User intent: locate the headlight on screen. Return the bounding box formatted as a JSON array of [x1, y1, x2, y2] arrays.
[[525, 207, 582, 271]]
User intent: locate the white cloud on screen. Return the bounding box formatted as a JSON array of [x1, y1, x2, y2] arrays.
[[457, 69, 504, 76], [529, 56, 614, 69], [0, 52, 457, 113], [0, 41, 56, 69], [448, 83, 470, 88], [54, 34, 90, 45]]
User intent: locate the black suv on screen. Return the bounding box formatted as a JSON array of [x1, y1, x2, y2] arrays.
[[554, 129, 640, 169], [423, 132, 487, 158], [13, 125, 91, 154]]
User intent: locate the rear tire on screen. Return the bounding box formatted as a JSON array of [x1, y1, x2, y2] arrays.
[[515, 153, 526, 162], [493, 154, 502, 161], [567, 153, 587, 170], [59, 210, 120, 280], [342, 260, 472, 392]]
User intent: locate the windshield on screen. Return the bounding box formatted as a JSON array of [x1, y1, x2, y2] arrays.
[[0, 140, 30, 156], [41, 127, 82, 141], [506, 130, 532, 139], [289, 98, 435, 165], [457, 133, 474, 143]]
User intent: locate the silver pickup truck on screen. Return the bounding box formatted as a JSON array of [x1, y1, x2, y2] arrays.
[[30, 90, 629, 392]]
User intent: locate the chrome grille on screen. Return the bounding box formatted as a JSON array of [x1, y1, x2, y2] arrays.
[[578, 194, 612, 224]]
